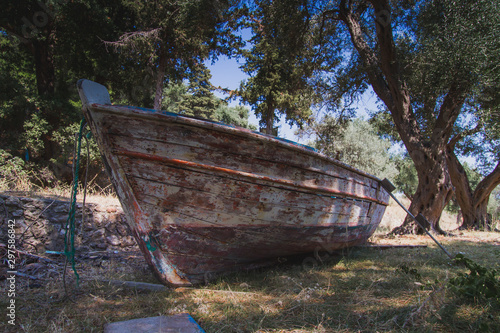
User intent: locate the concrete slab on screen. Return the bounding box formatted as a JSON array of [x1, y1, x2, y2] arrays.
[[104, 313, 205, 333]]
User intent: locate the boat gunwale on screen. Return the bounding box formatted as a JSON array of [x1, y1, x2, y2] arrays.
[[88, 102, 386, 185]]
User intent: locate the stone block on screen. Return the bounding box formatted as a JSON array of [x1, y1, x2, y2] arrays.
[[106, 235, 121, 246], [5, 197, 21, 206], [12, 209, 24, 217]]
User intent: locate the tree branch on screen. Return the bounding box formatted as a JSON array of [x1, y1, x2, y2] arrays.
[[339, 2, 392, 108], [368, 0, 401, 92], [341, 0, 423, 152], [447, 121, 482, 149], [0, 23, 32, 45], [102, 28, 162, 51], [473, 160, 500, 205], [433, 81, 469, 144]]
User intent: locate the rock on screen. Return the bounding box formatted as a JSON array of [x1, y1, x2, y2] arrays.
[[106, 235, 121, 246], [95, 241, 108, 250], [121, 236, 136, 247], [83, 222, 94, 231], [1, 195, 138, 253], [33, 221, 48, 238], [54, 204, 69, 213], [92, 228, 106, 239], [5, 197, 21, 206], [93, 213, 104, 227], [115, 222, 128, 237], [24, 210, 38, 219], [24, 203, 37, 210], [15, 219, 27, 230], [107, 206, 117, 213], [11, 209, 24, 217], [108, 213, 120, 223], [104, 314, 205, 333], [55, 214, 69, 224]]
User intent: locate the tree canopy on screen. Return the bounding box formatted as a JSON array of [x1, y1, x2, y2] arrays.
[[160, 75, 254, 128], [302, 116, 397, 180], [238, 0, 323, 135], [105, 0, 240, 110]]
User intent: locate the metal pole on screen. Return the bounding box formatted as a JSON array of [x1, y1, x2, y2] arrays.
[[380, 179, 455, 260]]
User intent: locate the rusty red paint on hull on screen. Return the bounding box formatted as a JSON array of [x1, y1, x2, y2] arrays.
[[116, 149, 389, 206], [139, 225, 370, 285], [77, 79, 390, 286]]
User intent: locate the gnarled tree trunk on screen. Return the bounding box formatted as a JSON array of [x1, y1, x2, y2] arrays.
[[338, 0, 466, 234], [447, 141, 500, 230], [394, 146, 454, 234]]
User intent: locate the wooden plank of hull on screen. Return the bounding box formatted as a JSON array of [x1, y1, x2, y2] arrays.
[[152, 225, 375, 284], [77, 79, 389, 286], [96, 107, 386, 203], [111, 134, 385, 204], [124, 156, 386, 285], [123, 157, 375, 226]]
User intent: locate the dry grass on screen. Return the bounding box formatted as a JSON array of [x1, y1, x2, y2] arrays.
[[1, 190, 120, 210], [2, 192, 499, 332], [0, 166, 118, 208], [2, 230, 499, 332]]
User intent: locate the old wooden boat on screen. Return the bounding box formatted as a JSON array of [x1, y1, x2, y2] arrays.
[[77, 79, 390, 286]]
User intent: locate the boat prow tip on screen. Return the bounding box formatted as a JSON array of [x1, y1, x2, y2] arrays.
[[77, 79, 111, 106]]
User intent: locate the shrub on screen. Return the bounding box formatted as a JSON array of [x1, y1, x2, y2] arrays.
[[449, 254, 500, 306], [0, 149, 29, 190]]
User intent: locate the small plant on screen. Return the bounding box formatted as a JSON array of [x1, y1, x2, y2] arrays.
[[0, 149, 30, 190], [23, 112, 51, 159], [449, 254, 500, 305], [397, 264, 423, 281]]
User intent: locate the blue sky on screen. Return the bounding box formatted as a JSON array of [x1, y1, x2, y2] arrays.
[[206, 56, 380, 144]]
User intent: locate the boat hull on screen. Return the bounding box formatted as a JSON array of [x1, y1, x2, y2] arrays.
[[77, 80, 389, 286]]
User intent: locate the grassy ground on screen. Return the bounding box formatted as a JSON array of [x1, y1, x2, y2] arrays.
[[1, 195, 499, 332]]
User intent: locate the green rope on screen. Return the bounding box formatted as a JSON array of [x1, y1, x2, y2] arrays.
[[64, 118, 86, 288]]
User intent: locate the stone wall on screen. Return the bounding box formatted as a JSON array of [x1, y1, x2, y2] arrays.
[[0, 194, 138, 253]]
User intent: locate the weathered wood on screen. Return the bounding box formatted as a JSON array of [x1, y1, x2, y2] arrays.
[[11, 271, 39, 280], [77, 79, 111, 105], [98, 279, 168, 291], [359, 245, 428, 250], [104, 313, 205, 333], [3, 247, 57, 263], [77, 79, 390, 287]]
